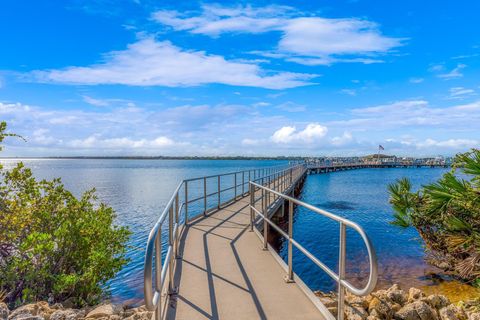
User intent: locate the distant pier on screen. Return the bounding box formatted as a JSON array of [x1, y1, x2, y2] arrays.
[[306, 160, 449, 175]]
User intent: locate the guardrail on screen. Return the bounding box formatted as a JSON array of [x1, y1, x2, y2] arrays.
[[143, 162, 304, 319], [249, 179, 378, 320]]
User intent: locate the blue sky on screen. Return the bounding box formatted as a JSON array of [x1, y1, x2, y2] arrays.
[[1, 0, 479, 157]]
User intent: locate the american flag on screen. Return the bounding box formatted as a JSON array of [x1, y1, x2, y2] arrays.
[[379, 145, 384, 150]]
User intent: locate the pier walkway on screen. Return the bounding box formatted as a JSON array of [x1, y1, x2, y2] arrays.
[[144, 163, 378, 320]]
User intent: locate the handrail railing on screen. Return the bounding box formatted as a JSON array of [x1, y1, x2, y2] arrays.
[[143, 162, 303, 319], [249, 179, 378, 320]]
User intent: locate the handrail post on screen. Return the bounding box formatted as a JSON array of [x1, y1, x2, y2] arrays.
[[217, 175, 221, 209], [286, 200, 294, 282], [168, 206, 174, 293], [249, 183, 254, 232], [263, 189, 268, 250], [184, 181, 189, 225], [338, 222, 346, 320], [242, 171, 245, 195], [234, 173, 237, 200], [175, 193, 179, 258], [155, 229, 162, 320], [203, 177, 207, 215]]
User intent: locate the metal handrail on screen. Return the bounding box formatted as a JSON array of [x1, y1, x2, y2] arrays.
[[249, 179, 378, 320], [143, 162, 303, 319]]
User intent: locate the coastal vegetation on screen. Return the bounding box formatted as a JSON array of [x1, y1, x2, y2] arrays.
[[389, 148, 480, 285], [0, 121, 131, 307]]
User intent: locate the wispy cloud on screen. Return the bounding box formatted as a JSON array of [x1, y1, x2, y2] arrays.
[[152, 4, 405, 66], [437, 64, 466, 79], [448, 87, 476, 99], [82, 95, 110, 107], [31, 38, 316, 89], [409, 77, 424, 84]]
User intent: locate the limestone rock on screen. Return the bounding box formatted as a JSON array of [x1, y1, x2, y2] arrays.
[[426, 295, 450, 309], [395, 301, 438, 320], [49, 309, 85, 320], [408, 288, 426, 303], [123, 311, 153, 320], [439, 306, 459, 320], [0, 303, 9, 320], [387, 285, 407, 306], [368, 297, 393, 318], [345, 304, 369, 320], [85, 304, 120, 319], [469, 313, 480, 320]]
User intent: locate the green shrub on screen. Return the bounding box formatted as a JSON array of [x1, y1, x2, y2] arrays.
[[389, 149, 480, 283], [0, 122, 131, 306]]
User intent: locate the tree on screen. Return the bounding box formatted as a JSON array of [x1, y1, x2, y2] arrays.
[[389, 149, 480, 285], [0, 121, 131, 307]]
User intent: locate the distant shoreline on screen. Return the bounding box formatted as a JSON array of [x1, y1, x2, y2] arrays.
[[0, 156, 304, 160]]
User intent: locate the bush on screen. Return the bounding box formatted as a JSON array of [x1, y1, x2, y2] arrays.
[[389, 149, 480, 284], [0, 122, 131, 306]]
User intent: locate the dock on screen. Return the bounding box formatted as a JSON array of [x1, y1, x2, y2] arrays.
[[144, 163, 378, 320]]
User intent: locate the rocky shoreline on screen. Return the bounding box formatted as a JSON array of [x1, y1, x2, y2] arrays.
[[0, 302, 152, 320], [316, 284, 480, 320], [2, 284, 480, 319]]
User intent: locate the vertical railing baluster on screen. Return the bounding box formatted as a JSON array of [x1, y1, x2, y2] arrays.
[[338, 222, 346, 320], [242, 171, 245, 195], [203, 177, 207, 215], [217, 175, 221, 209], [184, 181, 188, 225], [155, 229, 162, 320], [175, 193, 179, 258], [249, 183, 254, 232], [263, 188, 268, 250], [168, 206, 174, 293], [234, 173, 237, 200], [286, 200, 294, 282]]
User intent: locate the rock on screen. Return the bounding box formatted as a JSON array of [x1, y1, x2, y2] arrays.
[[368, 297, 393, 318], [319, 296, 337, 309], [0, 303, 9, 320], [123, 311, 152, 320], [367, 316, 381, 320], [345, 304, 368, 320], [426, 295, 450, 310], [347, 292, 369, 309], [85, 304, 120, 319], [408, 288, 426, 303], [439, 306, 459, 320], [49, 309, 85, 320], [395, 301, 438, 320], [8, 304, 36, 320], [469, 313, 480, 320], [387, 285, 407, 306]]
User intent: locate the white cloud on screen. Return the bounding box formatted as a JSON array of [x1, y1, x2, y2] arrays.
[[69, 135, 176, 149], [409, 78, 424, 84], [271, 123, 328, 144], [338, 99, 480, 130], [82, 95, 110, 107], [153, 4, 404, 66], [448, 87, 476, 99], [340, 89, 357, 96], [331, 132, 353, 146], [32, 38, 316, 89], [438, 64, 466, 79]]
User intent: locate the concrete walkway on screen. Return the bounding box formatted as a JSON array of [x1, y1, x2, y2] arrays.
[[167, 192, 324, 319]]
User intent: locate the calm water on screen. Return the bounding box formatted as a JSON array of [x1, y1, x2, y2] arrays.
[[1, 160, 476, 302]]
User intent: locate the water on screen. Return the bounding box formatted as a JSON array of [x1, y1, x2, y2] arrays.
[[1, 160, 477, 303], [277, 167, 480, 301], [0, 158, 287, 303]]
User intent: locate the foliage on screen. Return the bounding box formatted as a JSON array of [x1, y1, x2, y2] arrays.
[[389, 149, 480, 283], [0, 121, 131, 306]]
